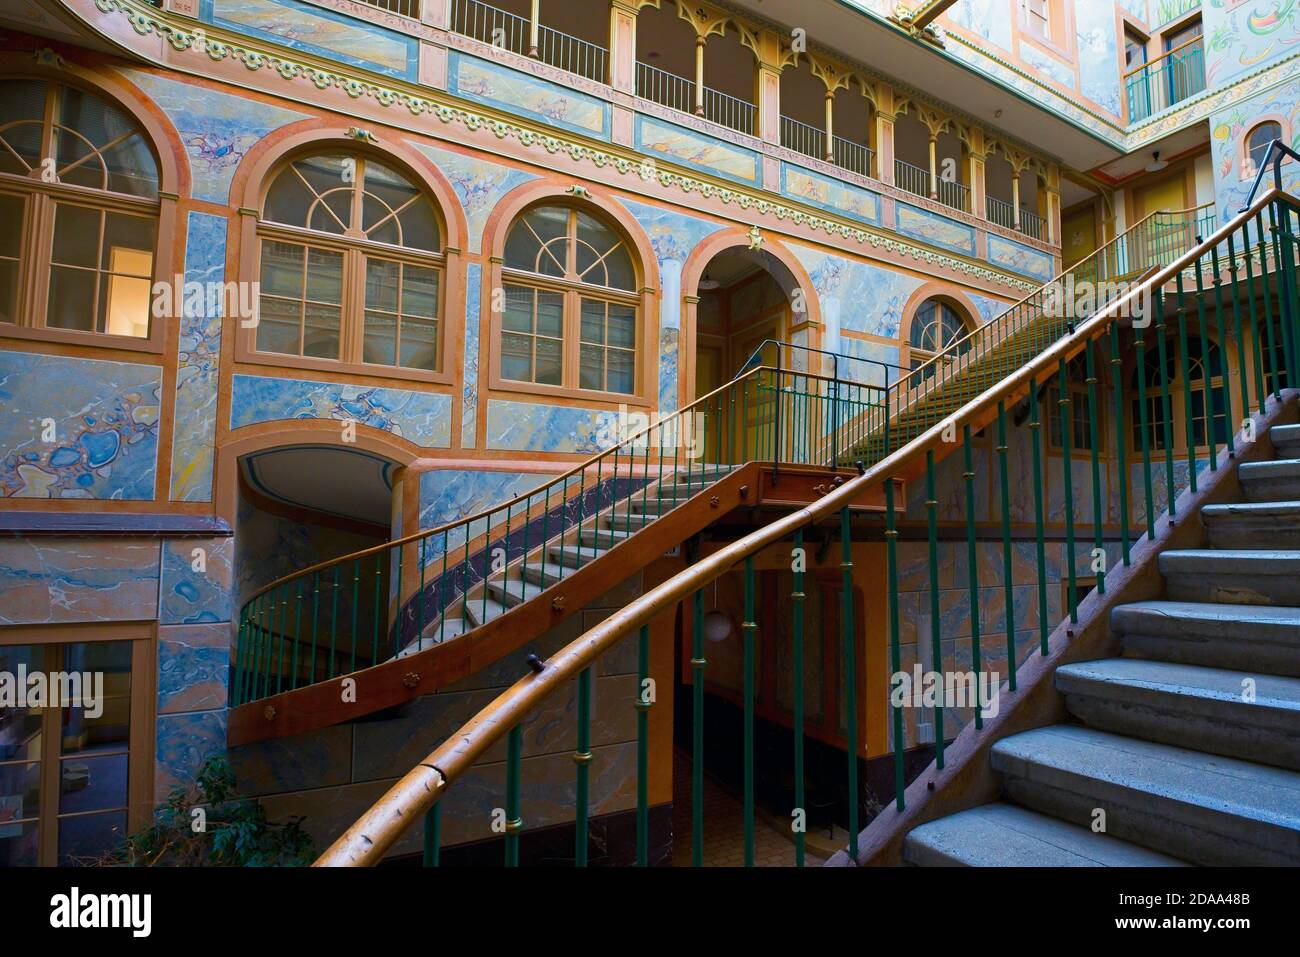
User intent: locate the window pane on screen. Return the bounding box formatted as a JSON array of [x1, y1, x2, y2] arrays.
[[104, 274, 151, 339], [608, 304, 635, 348], [303, 303, 341, 359], [256, 296, 300, 354], [305, 248, 343, 305], [0, 260, 17, 325], [579, 343, 603, 390], [58, 810, 127, 866], [100, 213, 155, 273], [535, 337, 562, 385], [46, 266, 96, 332], [363, 311, 397, 366], [362, 194, 400, 247], [0, 819, 39, 867], [403, 266, 439, 319], [397, 200, 440, 253], [0, 645, 47, 763], [608, 349, 635, 394], [0, 193, 24, 259], [260, 241, 305, 298], [364, 258, 399, 313], [59, 752, 128, 815], [580, 299, 605, 345], [536, 291, 563, 338], [264, 168, 316, 228], [52, 205, 101, 268], [501, 332, 533, 381], [100, 132, 159, 199], [503, 285, 534, 333], [53, 129, 105, 191], [0, 79, 47, 176], [399, 316, 437, 370], [61, 641, 131, 757]]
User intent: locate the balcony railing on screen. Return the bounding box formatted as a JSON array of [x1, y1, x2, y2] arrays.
[[780, 115, 826, 162], [354, 0, 420, 17], [635, 62, 756, 135], [1020, 208, 1045, 241], [936, 178, 969, 213], [986, 195, 1016, 231], [1125, 37, 1206, 123], [832, 136, 874, 178], [450, 0, 608, 83], [893, 158, 930, 200]]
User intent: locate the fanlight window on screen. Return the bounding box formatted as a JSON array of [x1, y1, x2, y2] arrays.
[[255, 153, 444, 372], [500, 205, 639, 395], [0, 79, 159, 339], [1246, 121, 1282, 176], [908, 298, 969, 379]]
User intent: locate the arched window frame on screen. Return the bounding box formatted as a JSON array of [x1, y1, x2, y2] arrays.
[[234, 140, 461, 385], [0, 71, 176, 354], [484, 189, 656, 406], [1241, 117, 1291, 182], [901, 291, 976, 385]]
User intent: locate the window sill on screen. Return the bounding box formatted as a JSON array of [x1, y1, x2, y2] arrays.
[[487, 374, 652, 410], [0, 323, 164, 356], [235, 344, 456, 387]]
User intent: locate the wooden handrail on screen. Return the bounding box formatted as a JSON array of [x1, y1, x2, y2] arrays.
[[314, 187, 1292, 867]]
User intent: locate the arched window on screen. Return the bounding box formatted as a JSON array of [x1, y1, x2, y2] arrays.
[[500, 203, 639, 395], [1246, 121, 1282, 176], [254, 152, 445, 373], [0, 78, 159, 341], [907, 297, 970, 381], [1131, 335, 1228, 452]]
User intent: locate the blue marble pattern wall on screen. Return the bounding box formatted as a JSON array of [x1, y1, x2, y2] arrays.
[[449, 52, 612, 140], [484, 400, 623, 454], [170, 212, 228, 502], [409, 143, 537, 255], [1076, 0, 1123, 116], [0, 351, 161, 500], [617, 198, 724, 413], [1210, 75, 1300, 222], [230, 373, 452, 447], [417, 469, 554, 560], [462, 262, 483, 448], [1204, 0, 1300, 86], [789, 244, 920, 353], [120, 69, 309, 204]]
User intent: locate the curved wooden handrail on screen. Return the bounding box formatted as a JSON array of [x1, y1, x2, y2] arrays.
[[314, 191, 1287, 867]]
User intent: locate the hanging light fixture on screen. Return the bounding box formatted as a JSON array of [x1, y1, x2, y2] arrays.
[[698, 270, 721, 291], [702, 580, 733, 642], [1145, 150, 1169, 173]]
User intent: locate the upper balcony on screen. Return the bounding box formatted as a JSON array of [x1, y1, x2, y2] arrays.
[[1124, 35, 1207, 124]]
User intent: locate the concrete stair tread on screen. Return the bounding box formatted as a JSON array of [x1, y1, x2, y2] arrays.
[[1203, 500, 1300, 518], [487, 577, 546, 606], [1239, 458, 1300, 476], [1160, 549, 1300, 570], [396, 615, 467, 657], [464, 596, 511, 627], [521, 561, 573, 586], [1057, 657, 1300, 713], [993, 725, 1300, 829], [1113, 599, 1300, 637], [546, 543, 607, 568], [904, 802, 1186, 867]]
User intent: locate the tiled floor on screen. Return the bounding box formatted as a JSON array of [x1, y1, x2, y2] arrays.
[[670, 749, 826, 867]]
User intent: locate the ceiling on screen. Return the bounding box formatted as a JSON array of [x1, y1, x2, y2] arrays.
[[240, 446, 396, 527]]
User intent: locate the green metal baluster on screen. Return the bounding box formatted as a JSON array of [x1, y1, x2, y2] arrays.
[[1207, 247, 1236, 458], [291, 585, 303, 691], [1240, 227, 1269, 414], [372, 554, 382, 663], [884, 481, 905, 809], [1058, 359, 1078, 623], [232, 618, 246, 707], [1257, 213, 1281, 401], [310, 572, 320, 685], [1224, 235, 1252, 443], [1278, 204, 1300, 384], [636, 624, 651, 867], [393, 546, 405, 658], [351, 560, 361, 674], [1155, 294, 1178, 518], [276, 583, 288, 695], [438, 534, 449, 646], [1175, 275, 1198, 491], [840, 506, 859, 860], [792, 528, 808, 860], [962, 425, 983, 730], [924, 449, 943, 768], [329, 564, 340, 680], [743, 557, 756, 868], [995, 402, 1016, 692], [1028, 377, 1050, 654], [1085, 345, 1105, 594], [691, 585, 705, 867], [504, 725, 522, 867], [575, 666, 592, 867], [1268, 202, 1298, 384], [422, 803, 440, 867], [1110, 327, 1131, 566]]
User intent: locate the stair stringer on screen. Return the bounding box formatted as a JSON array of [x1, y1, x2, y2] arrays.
[[832, 392, 1300, 867], [227, 462, 765, 746]]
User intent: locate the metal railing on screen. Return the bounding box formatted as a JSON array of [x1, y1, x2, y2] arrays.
[[1020, 208, 1045, 240], [635, 62, 756, 135], [449, 0, 608, 83], [232, 361, 887, 715], [936, 178, 969, 213], [353, 0, 420, 17], [780, 116, 826, 162], [893, 158, 930, 199], [1125, 37, 1206, 122], [317, 188, 1299, 869], [832, 136, 874, 178], [986, 195, 1016, 231]]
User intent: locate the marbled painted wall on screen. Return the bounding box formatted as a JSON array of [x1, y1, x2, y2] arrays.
[[895, 204, 978, 257], [461, 262, 483, 448], [634, 116, 760, 185], [0, 537, 161, 625], [618, 198, 724, 413], [229, 373, 452, 447], [417, 468, 554, 557], [790, 244, 918, 350], [0, 351, 161, 500], [1209, 74, 1300, 221], [170, 212, 228, 502], [988, 234, 1056, 282], [409, 143, 537, 255], [1205, 0, 1300, 86], [449, 52, 610, 139], [1076, 1, 1123, 116], [780, 163, 882, 225], [484, 399, 621, 454], [120, 69, 309, 205]]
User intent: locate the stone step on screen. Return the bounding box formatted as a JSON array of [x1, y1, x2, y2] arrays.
[[546, 543, 607, 569], [397, 614, 467, 658], [1112, 600, 1300, 677], [1056, 657, 1300, 771], [1240, 458, 1300, 502], [580, 526, 634, 549], [1160, 549, 1300, 606], [520, 561, 573, 588], [487, 576, 546, 608], [1203, 500, 1300, 549], [1273, 424, 1300, 459], [991, 725, 1300, 865], [463, 594, 512, 628], [903, 802, 1185, 867], [606, 509, 659, 531]]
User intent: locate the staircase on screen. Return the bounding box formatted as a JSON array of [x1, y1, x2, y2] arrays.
[[903, 421, 1300, 866]]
